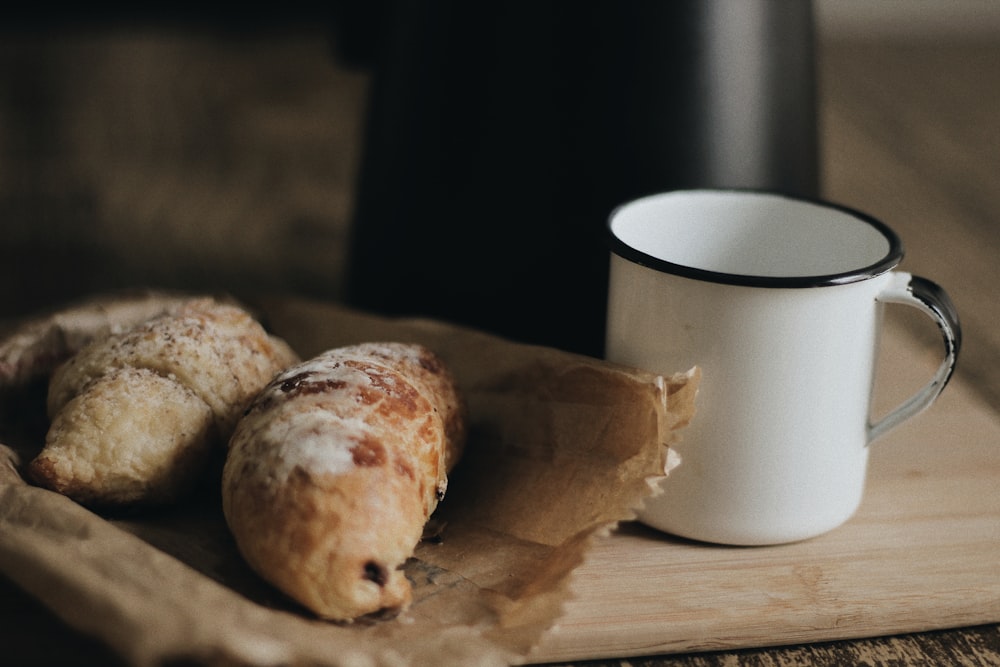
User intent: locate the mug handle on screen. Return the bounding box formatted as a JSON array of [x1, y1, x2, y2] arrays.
[[868, 271, 962, 443]]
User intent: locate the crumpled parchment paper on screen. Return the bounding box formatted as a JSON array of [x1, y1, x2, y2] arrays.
[[0, 294, 698, 667]]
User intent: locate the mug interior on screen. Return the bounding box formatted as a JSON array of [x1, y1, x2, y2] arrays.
[[608, 190, 903, 287]]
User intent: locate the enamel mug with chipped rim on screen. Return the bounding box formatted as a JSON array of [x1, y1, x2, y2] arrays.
[[605, 190, 961, 546]]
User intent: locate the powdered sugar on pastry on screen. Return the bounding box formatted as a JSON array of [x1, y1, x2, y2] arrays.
[[27, 297, 299, 508], [222, 342, 466, 622]]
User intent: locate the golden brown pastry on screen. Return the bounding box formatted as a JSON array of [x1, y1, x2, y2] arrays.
[[221, 342, 466, 622], [0, 290, 194, 389], [28, 298, 298, 507]]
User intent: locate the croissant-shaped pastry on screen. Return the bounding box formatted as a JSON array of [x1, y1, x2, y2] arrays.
[[28, 298, 299, 507], [0, 290, 194, 389], [221, 342, 466, 621]]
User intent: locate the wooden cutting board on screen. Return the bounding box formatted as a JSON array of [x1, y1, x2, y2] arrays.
[[530, 322, 1000, 663]]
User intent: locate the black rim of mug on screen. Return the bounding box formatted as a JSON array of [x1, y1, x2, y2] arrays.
[[606, 189, 905, 289]]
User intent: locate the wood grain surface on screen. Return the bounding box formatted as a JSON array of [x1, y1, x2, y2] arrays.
[[0, 20, 998, 667], [530, 321, 1000, 663]]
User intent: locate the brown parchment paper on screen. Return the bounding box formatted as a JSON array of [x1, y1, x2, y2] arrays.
[[0, 295, 698, 667]]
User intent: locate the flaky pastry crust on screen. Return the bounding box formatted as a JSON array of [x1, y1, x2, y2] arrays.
[[28, 298, 299, 507]]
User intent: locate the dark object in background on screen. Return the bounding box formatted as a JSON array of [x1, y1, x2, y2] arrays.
[[340, 1, 818, 357]]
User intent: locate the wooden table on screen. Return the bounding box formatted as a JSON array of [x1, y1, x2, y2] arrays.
[[0, 23, 998, 666]]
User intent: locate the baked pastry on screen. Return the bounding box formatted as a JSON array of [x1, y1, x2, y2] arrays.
[[221, 342, 466, 621], [28, 298, 298, 507], [0, 290, 194, 389]]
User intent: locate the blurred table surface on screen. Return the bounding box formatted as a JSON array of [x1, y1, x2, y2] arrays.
[[1, 18, 998, 667]]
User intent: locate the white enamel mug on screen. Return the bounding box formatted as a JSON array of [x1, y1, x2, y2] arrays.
[[605, 190, 961, 545]]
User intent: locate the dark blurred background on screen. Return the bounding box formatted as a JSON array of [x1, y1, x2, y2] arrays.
[[1, 2, 997, 374], [0, 2, 819, 358], [0, 8, 358, 315]]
